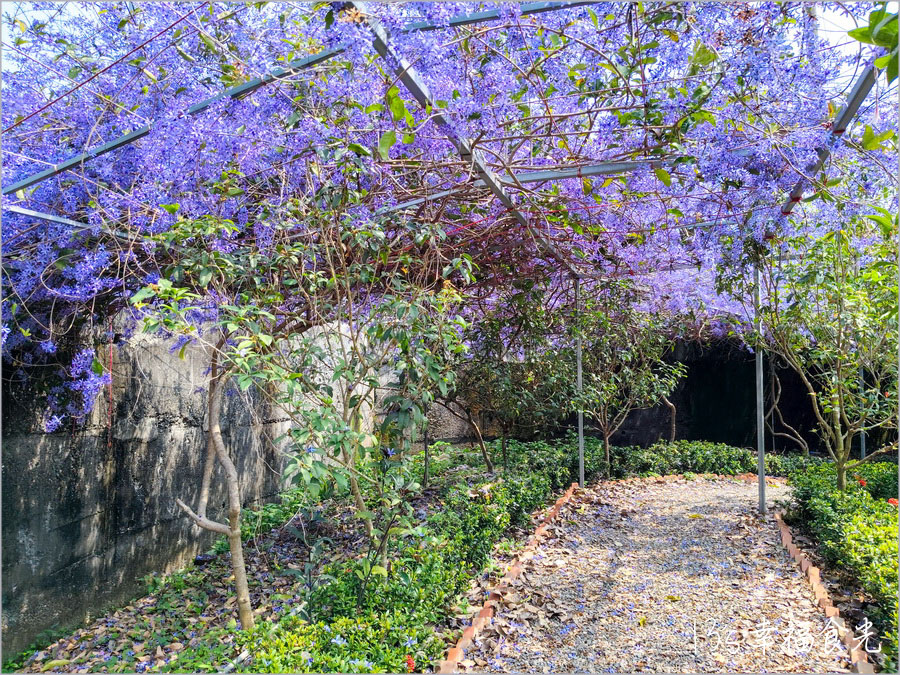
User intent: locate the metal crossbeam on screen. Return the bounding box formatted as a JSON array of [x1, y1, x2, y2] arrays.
[[355, 2, 581, 273], [3, 205, 135, 245], [379, 160, 657, 214], [779, 64, 878, 217], [3, 1, 596, 196], [404, 1, 598, 32]]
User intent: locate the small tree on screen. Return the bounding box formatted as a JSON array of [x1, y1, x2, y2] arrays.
[[576, 290, 686, 474], [457, 282, 576, 470], [753, 215, 898, 489], [130, 158, 471, 624]]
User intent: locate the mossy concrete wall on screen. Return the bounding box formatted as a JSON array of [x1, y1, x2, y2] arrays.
[[2, 333, 287, 657]]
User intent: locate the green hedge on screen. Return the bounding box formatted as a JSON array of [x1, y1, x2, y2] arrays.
[[789, 463, 899, 665], [500, 435, 820, 480]]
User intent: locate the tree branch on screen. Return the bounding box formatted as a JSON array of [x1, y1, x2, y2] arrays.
[[176, 497, 232, 535]]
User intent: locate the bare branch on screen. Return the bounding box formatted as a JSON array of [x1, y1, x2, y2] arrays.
[[175, 497, 232, 536]]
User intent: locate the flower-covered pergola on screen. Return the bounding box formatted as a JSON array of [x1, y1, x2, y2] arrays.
[[2, 1, 897, 515]]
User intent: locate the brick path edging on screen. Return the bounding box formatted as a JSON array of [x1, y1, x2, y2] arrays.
[[437, 482, 579, 674], [774, 511, 875, 674]]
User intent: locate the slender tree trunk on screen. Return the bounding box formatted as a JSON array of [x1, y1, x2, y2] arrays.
[[604, 433, 611, 477], [435, 399, 494, 472], [207, 374, 255, 630], [176, 351, 254, 629], [347, 408, 374, 539], [662, 395, 676, 443], [467, 409, 494, 473], [502, 433, 509, 473], [422, 421, 430, 489], [836, 460, 847, 491], [344, 447, 373, 539]]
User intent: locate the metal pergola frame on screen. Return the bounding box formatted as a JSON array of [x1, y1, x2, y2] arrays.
[[1, 1, 882, 514]]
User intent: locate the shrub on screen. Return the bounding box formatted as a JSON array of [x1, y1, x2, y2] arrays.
[[789, 462, 899, 664], [168, 614, 443, 673], [854, 462, 899, 501]]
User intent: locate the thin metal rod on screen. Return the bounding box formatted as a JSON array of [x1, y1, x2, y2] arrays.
[[859, 365, 867, 460], [378, 160, 659, 214], [4, 204, 135, 242], [778, 65, 878, 217], [755, 263, 766, 515], [576, 275, 585, 487]]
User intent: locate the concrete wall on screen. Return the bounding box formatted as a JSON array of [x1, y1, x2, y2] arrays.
[[2, 333, 288, 656]]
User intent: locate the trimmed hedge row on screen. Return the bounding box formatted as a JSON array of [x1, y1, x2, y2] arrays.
[[789, 462, 899, 665], [501, 435, 821, 480]]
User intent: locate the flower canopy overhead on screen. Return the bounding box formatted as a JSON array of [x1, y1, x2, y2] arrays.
[[2, 1, 897, 375]]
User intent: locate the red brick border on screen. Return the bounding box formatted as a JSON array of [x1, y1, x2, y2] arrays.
[[437, 482, 579, 674], [773, 512, 875, 674]]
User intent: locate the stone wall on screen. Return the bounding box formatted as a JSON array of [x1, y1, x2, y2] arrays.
[[2, 333, 288, 656]]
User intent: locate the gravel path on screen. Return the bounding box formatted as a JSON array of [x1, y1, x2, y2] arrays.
[[462, 476, 853, 673]]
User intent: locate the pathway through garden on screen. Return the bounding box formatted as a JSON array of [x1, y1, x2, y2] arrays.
[[462, 476, 853, 673]]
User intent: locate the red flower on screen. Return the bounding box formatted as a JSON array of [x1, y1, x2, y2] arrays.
[[888, 498, 898, 507], [405, 655, 415, 672], [858, 479, 867, 487]]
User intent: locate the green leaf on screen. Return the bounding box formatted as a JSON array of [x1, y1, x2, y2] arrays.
[[199, 32, 218, 52], [654, 167, 672, 187], [130, 287, 156, 304], [389, 95, 406, 122], [197, 269, 213, 288], [348, 142, 371, 156], [371, 564, 388, 578], [160, 203, 180, 215], [91, 357, 104, 376], [848, 26, 875, 45], [377, 130, 397, 160]]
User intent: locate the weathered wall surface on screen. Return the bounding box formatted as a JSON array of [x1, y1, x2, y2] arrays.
[[2, 333, 288, 656]]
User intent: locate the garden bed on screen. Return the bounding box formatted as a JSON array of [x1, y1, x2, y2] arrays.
[[5, 439, 823, 674], [784, 462, 899, 671]]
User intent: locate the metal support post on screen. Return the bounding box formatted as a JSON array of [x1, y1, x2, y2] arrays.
[[755, 264, 766, 515], [576, 275, 585, 487]]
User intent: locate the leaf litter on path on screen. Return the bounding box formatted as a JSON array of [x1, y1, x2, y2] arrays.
[[462, 476, 853, 674]]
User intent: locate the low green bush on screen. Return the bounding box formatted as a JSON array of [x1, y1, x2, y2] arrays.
[[167, 614, 442, 674], [789, 462, 899, 665], [501, 435, 820, 481], [853, 461, 899, 500], [234, 614, 443, 674]]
